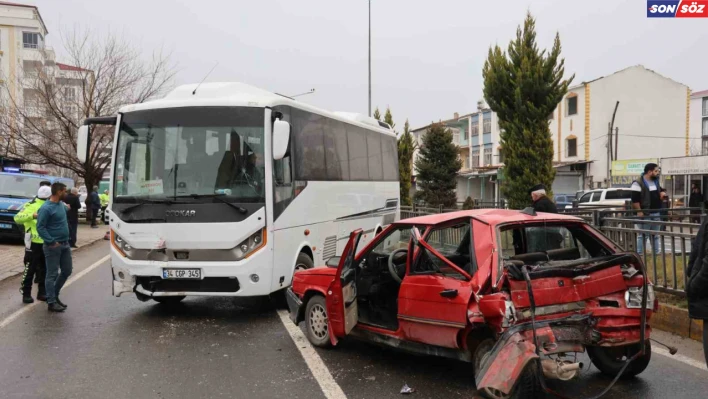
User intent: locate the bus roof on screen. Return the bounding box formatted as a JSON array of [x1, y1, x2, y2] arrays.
[[118, 82, 395, 137]]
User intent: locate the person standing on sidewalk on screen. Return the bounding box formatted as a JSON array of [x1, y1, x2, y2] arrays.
[[13, 186, 50, 304], [528, 184, 558, 213], [630, 163, 666, 255], [99, 190, 109, 225], [63, 187, 81, 248], [689, 184, 703, 224], [686, 217, 708, 367], [88, 186, 100, 228], [37, 182, 72, 313]]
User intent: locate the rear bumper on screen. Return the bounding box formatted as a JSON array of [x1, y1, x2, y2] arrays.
[[286, 288, 302, 324]]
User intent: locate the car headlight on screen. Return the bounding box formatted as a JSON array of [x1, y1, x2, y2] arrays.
[[111, 230, 133, 258], [234, 228, 266, 261], [624, 286, 655, 309]]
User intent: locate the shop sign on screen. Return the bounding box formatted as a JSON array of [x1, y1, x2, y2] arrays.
[[661, 156, 708, 175]]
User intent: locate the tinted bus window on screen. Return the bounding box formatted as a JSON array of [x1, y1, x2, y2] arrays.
[[324, 120, 349, 180], [382, 135, 398, 181], [292, 109, 326, 180], [348, 127, 369, 180], [367, 130, 383, 180]]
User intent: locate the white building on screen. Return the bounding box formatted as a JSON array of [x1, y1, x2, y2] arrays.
[[689, 89, 708, 154], [549, 65, 691, 192], [411, 101, 505, 204], [0, 2, 90, 178]]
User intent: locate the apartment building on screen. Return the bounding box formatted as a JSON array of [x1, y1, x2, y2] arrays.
[[690, 89, 708, 154]]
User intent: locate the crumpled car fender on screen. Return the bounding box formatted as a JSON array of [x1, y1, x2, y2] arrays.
[[475, 331, 539, 395]]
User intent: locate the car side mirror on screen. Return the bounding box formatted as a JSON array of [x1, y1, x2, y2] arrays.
[[77, 125, 90, 162], [326, 256, 341, 268], [272, 119, 290, 161]]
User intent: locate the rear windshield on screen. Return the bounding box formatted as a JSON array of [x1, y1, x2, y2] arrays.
[[498, 223, 612, 263]]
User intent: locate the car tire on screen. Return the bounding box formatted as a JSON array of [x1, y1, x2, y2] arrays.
[[304, 295, 332, 348], [587, 341, 651, 378], [153, 296, 186, 306], [295, 252, 314, 272], [474, 339, 540, 399]]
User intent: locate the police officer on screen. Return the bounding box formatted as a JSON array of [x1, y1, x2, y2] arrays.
[[14, 185, 51, 303], [99, 190, 109, 225]]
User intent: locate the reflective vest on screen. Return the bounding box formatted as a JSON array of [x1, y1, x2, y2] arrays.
[[13, 198, 46, 244]]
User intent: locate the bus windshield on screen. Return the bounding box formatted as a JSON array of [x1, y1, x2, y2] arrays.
[[114, 107, 266, 204], [0, 174, 45, 198]]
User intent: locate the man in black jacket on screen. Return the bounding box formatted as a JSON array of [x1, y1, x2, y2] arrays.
[[63, 187, 81, 248], [686, 218, 708, 367], [528, 184, 558, 213]]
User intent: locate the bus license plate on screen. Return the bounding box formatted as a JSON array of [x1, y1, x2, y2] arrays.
[[0, 223, 12, 229], [162, 269, 201, 279]]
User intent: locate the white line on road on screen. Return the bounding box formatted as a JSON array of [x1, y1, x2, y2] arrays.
[[0, 254, 110, 330], [653, 346, 708, 371], [276, 309, 348, 399]]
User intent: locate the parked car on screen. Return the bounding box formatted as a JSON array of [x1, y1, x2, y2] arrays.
[[565, 188, 633, 210], [287, 209, 655, 398], [553, 194, 575, 209]]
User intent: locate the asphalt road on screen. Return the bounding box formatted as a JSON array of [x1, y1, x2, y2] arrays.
[[0, 242, 706, 399]]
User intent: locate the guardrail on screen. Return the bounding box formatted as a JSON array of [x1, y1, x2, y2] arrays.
[[400, 203, 705, 297]]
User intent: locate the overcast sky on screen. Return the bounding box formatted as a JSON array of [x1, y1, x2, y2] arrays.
[[29, 0, 708, 131]]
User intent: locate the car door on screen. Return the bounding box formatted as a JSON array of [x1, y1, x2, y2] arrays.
[[398, 225, 474, 349], [326, 229, 363, 341]]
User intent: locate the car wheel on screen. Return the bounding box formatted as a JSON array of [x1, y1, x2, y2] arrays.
[[587, 341, 651, 378], [295, 252, 314, 272], [474, 339, 539, 399], [304, 296, 332, 348], [153, 296, 186, 306]]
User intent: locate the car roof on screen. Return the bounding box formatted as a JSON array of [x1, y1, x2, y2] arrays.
[[397, 209, 582, 227]]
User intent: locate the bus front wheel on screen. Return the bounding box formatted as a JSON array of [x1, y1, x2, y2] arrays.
[[296, 253, 314, 271]]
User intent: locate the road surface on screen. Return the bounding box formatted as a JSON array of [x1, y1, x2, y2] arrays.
[[0, 242, 706, 399]]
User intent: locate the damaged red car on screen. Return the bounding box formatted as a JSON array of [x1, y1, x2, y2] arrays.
[[286, 209, 656, 398]]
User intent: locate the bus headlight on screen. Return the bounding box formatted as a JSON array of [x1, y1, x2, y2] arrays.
[[111, 230, 132, 258], [624, 286, 655, 309], [234, 228, 266, 260]]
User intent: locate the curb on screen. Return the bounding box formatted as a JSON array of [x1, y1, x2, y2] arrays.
[[652, 303, 704, 342], [0, 234, 107, 283]]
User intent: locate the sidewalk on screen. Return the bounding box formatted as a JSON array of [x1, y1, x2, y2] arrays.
[[0, 223, 108, 282]]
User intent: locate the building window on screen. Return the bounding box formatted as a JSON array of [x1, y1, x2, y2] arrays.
[[497, 147, 504, 164], [483, 119, 491, 134], [484, 147, 492, 165], [472, 148, 480, 169], [567, 96, 578, 115], [566, 137, 577, 157], [703, 118, 708, 137], [452, 130, 460, 145], [471, 123, 479, 136], [703, 138, 708, 155], [703, 97, 708, 117], [64, 87, 76, 101], [22, 32, 41, 49]]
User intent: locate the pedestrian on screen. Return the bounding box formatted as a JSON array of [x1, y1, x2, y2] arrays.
[[13, 186, 50, 304], [528, 184, 558, 213], [37, 182, 73, 312], [63, 187, 81, 248], [685, 217, 708, 368], [630, 163, 667, 255], [87, 186, 100, 228], [99, 189, 109, 225], [689, 184, 703, 224]]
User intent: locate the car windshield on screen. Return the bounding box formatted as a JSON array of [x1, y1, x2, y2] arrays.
[[114, 107, 265, 204], [0, 174, 45, 198]]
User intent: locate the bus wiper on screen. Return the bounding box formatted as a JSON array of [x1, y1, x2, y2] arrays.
[[177, 194, 248, 214], [122, 198, 176, 215]]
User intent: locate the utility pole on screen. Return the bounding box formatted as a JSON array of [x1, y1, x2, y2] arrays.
[[368, 0, 372, 117], [607, 122, 612, 187], [614, 127, 619, 161]]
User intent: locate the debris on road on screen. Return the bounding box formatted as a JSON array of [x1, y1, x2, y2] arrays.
[[400, 384, 415, 394]]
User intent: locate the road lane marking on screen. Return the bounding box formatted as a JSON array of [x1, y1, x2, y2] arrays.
[[0, 254, 110, 330], [276, 309, 348, 399], [653, 346, 708, 371]]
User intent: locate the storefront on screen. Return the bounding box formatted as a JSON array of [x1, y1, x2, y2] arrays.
[[660, 155, 708, 208], [610, 158, 658, 187]]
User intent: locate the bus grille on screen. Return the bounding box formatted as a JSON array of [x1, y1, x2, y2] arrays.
[[137, 277, 240, 293]]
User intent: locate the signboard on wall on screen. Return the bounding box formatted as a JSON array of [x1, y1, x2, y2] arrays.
[[661, 156, 708, 176], [611, 158, 657, 186]]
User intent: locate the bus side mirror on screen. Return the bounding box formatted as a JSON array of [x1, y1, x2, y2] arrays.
[[273, 119, 290, 161], [77, 125, 90, 163]]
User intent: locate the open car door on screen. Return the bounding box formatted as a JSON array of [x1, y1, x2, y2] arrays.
[[327, 229, 363, 343]]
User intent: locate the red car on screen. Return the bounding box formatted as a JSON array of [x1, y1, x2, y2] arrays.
[[286, 209, 656, 398]]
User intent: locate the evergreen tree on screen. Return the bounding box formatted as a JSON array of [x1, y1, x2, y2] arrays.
[[482, 12, 573, 209], [397, 119, 415, 206], [414, 123, 461, 207], [384, 106, 396, 131], [373, 107, 381, 121]]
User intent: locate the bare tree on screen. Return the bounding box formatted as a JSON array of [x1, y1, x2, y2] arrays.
[[0, 28, 177, 189]]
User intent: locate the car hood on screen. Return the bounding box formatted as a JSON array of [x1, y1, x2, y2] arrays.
[[0, 197, 30, 212]]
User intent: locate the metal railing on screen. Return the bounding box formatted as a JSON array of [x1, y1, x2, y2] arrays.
[[400, 201, 705, 297]]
